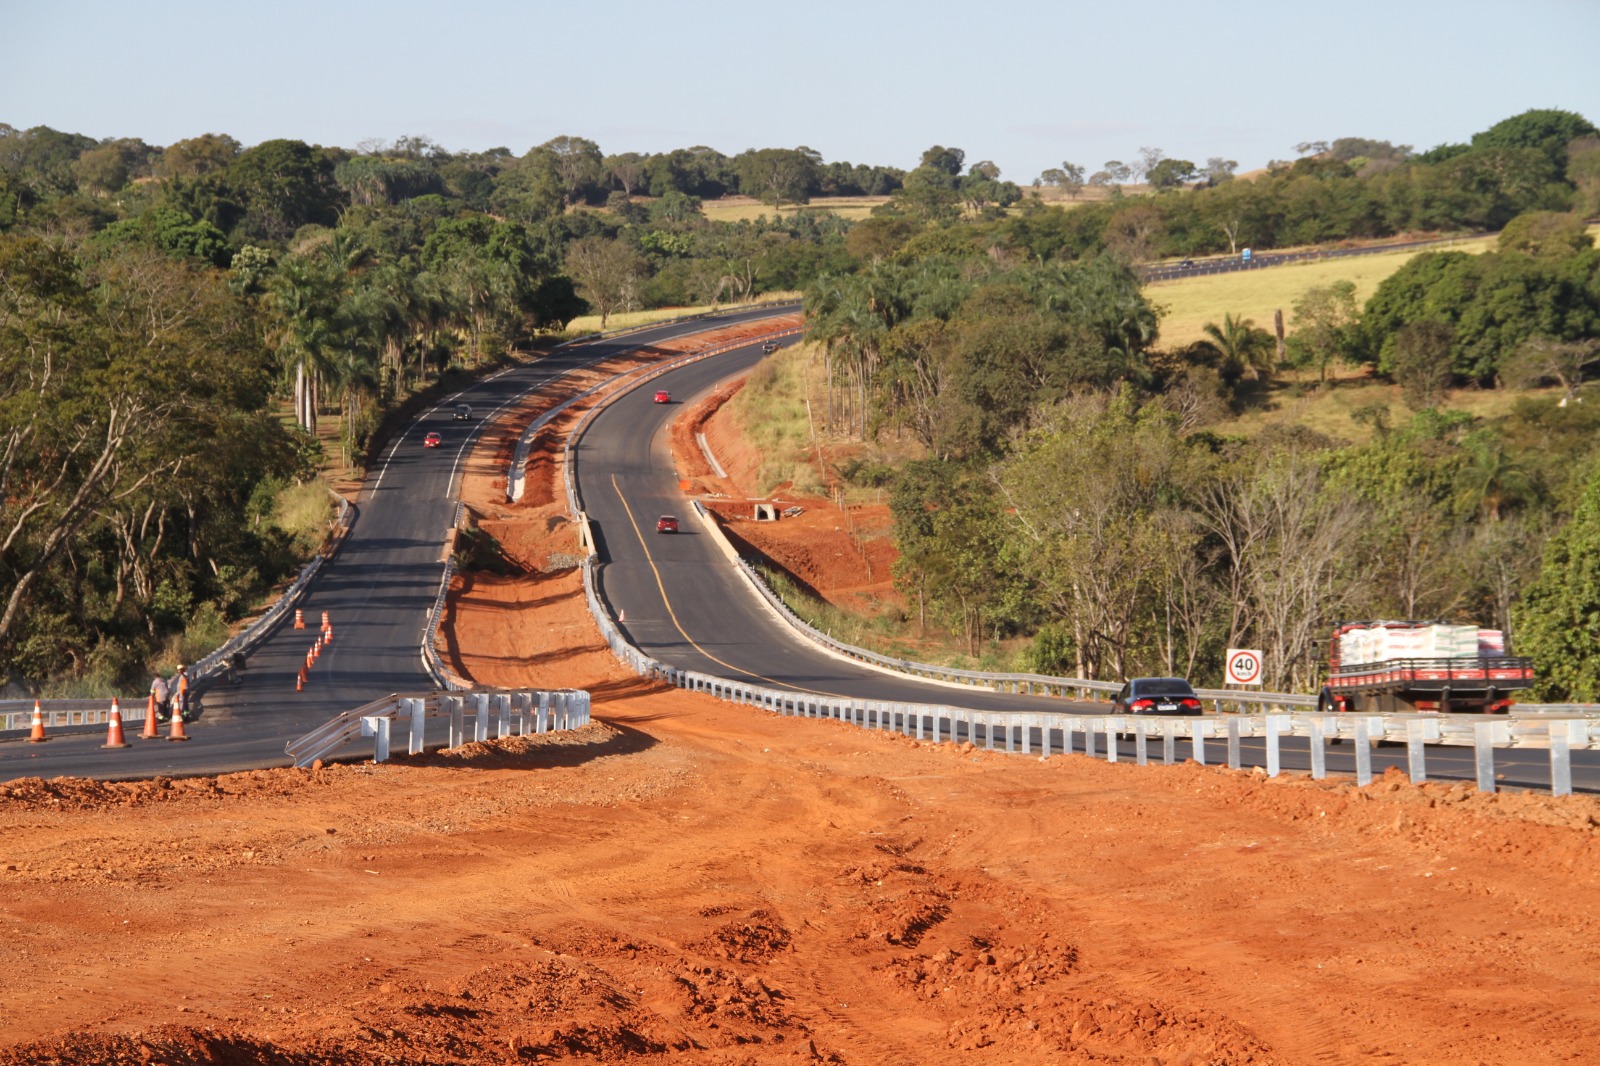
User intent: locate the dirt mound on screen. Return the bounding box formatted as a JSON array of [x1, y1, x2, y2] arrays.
[[5, 318, 1600, 1065]]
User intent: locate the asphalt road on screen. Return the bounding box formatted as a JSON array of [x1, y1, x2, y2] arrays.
[[0, 307, 794, 783], [579, 344, 1600, 795], [9, 303, 1594, 794]]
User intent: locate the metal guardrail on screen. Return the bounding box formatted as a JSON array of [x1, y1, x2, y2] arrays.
[[285, 688, 591, 768], [728, 554, 1322, 711], [2, 491, 354, 731], [541, 307, 1597, 795], [514, 324, 807, 503], [1140, 234, 1487, 284], [578, 556, 1596, 796]]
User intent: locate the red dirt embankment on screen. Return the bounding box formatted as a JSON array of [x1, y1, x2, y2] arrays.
[[3, 319, 1599, 1065]]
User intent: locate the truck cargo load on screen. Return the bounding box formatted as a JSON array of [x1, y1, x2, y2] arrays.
[[1319, 620, 1533, 714]]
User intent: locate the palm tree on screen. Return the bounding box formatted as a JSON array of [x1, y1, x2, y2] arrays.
[[1200, 312, 1277, 382], [1457, 435, 1534, 522], [266, 256, 343, 434]]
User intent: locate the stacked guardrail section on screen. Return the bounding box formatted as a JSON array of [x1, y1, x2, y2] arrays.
[[286, 688, 591, 768]]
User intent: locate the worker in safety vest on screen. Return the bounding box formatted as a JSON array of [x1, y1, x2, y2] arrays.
[[173, 664, 190, 721]]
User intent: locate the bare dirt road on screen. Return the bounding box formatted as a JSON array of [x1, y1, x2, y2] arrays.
[[2, 325, 1598, 1065]]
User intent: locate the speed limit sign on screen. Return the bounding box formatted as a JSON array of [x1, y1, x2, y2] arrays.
[[1225, 648, 1264, 686]]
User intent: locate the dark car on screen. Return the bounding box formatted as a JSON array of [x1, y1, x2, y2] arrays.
[[1111, 677, 1203, 715], [761, 342, 779, 353], [653, 389, 671, 404], [656, 515, 679, 533], [423, 431, 442, 448], [453, 404, 472, 421]]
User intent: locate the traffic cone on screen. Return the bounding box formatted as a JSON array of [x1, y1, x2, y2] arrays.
[[305, 646, 315, 671], [323, 619, 332, 645], [296, 666, 305, 692], [313, 636, 322, 661], [321, 610, 330, 631], [101, 698, 128, 749], [141, 693, 160, 739], [619, 608, 626, 623], [167, 705, 189, 742], [294, 609, 305, 629], [26, 700, 46, 743]]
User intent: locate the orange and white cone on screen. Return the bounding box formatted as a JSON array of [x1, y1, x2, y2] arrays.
[[142, 693, 161, 739], [167, 703, 189, 742], [296, 666, 305, 692], [101, 698, 128, 749], [323, 619, 332, 645], [26, 700, 46, 743], [320, 610, 329, 631], [294, 608, 305, 629]]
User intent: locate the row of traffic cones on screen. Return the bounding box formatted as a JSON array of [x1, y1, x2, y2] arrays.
[[296, 611, 333, 693], [22, 697, 185, 748]]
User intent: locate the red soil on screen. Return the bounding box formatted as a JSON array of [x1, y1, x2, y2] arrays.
[[4, 319, 1599, 1065]]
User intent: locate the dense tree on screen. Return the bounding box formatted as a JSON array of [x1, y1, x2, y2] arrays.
[[1392, 320, 1456, 407], [1514, 459, 1600, 700], [1288, 281, 1360, 384], [733, 147, 821, 211], [563, 236, 642, 327], [1472, 108, 1599, 179]]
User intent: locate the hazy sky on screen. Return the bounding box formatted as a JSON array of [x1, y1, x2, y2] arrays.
[[7, 0, 1597, 182]]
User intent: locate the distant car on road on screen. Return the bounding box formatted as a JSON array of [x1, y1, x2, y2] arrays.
[[653, 389, 671, 404], [656, 515, 679, 533], [453, 404, 472, 421], [1111, 677, 1203, 715], [761, 342, 780, 353], [423, 431, 442, 448]]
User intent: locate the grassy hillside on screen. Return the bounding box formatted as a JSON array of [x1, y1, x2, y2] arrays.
[[1147, 236, 1497, 349]]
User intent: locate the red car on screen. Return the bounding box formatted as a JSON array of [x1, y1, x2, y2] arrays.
[[653, 389, 671, 404], [656, 515, 679, 534], [423, 432, 442, 448]]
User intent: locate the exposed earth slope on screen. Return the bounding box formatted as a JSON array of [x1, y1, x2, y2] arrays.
[[2, 325, 1598, 1065]]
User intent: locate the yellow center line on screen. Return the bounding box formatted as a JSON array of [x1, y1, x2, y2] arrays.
[[609, 474, 848, 698]]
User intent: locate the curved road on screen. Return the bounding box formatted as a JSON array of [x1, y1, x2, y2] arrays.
[[579, 343, 1600, 794], [0, 307, 794, 782]]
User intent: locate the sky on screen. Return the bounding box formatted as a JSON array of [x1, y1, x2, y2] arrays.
[[7, 0, 1598, 183]]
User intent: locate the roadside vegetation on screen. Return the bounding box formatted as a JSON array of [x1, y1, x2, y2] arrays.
[[2, 107, 1598, 698]]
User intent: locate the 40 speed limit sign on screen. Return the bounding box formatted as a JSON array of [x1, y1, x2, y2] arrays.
[[1225, 648, 1264, 686]]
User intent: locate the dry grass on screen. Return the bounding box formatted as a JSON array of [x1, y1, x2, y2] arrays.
[[562, 293, 801, 336], [700, 196, 888, 223], [1147, 236, 1498, 350]]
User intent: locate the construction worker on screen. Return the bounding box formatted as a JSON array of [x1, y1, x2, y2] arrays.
[[150, 671, 171, 723], [173, 664, 190, 722]]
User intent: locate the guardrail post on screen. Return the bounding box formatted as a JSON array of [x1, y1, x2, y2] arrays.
[[1004, 717, 1015, 753], [1105, 719, 1119, 763], [1190, 720, 1206, 766], [1474, 720, 1496, 793], [1309, 716, 1327, 780], [1161, 720, 1176, 765], [1226, 717, 1241, 770], [1266, 716, 1282, 777], [1550, 722, 1574, 797], [1134, 719, 1148, 765], [1085, 719, 1098, 759], [1354, 718, 1374, 786], [362, 716, 391, 763], [1406, 720, 1428, 784], [448, 697, 465, 747], [409, 698, 426, 755], [495, 694, 511, 739]]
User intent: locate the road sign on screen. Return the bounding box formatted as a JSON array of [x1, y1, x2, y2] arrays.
[[1225, 648, 1264, 686]]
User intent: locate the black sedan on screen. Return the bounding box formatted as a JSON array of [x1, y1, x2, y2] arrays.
[[1110, 677, 1204, 715]]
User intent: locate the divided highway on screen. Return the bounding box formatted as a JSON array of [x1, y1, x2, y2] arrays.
[[0, 307, 792, 782], [6, 303, 1594, 794]]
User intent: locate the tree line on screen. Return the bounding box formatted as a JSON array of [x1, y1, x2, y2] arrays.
[[2, 108, 1596, 695]]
